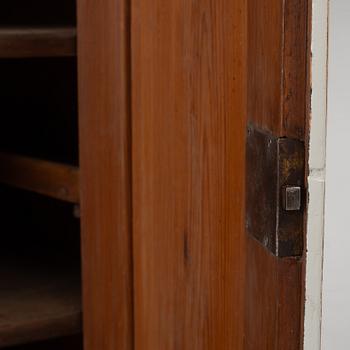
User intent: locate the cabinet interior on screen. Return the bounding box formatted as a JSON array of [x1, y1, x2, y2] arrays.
[[0, 2, 83, 349]]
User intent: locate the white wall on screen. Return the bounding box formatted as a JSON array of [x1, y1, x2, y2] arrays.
[[321, 1, 350, 349], [304, 1, 328, 349]]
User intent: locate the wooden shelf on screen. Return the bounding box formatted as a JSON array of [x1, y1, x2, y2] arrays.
[[0, 152, 79, 203], [0, 27, 76, 58], [0, 257, 81, 347]]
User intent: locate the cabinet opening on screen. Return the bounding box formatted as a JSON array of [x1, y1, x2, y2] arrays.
[[0, 1, 76, 27], [0, 58, 78, 165], [0, 1, 82, 347], [0, 187, 82, 347]]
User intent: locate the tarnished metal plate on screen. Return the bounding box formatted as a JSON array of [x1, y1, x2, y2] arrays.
[[246, 125, 304, 257], [246, 125, 278, 254]]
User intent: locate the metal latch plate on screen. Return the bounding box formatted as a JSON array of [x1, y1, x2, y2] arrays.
[[246, 125, 305, 257]]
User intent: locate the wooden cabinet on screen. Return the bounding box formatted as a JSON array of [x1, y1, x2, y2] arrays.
[[0, 1, 309, 349]]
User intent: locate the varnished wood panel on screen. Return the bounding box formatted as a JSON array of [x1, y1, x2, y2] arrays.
[[78, 1, 133, 349], [282, 0, 308, 138], [246, 0, 309, 348], [132, 0, 247, 349], [245, 237, 303, 350], [248, 0, 308, 139]]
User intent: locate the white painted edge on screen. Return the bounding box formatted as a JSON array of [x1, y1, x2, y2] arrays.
[[304, 1, 329, 349]]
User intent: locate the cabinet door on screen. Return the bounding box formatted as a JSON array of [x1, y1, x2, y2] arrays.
[[78, 0, 309, 349], [132, 0, 309, 348]]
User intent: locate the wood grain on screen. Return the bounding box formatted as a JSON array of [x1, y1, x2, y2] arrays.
[[0, 27, 76, 58], [77, 0, 133, 349], [132, 0, 247, 349], [245, 0, 309, 348], [248, 0, 308, 139], [0, 152, 79, 203], [245, 236, 302, 350]]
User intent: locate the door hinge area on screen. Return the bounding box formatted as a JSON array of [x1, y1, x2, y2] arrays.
[[246, 125, 305, 258]]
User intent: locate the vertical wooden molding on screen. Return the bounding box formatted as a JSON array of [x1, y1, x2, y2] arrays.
[[78, 0, 133, 349], [282, 0, 308, 139], [248, 0, 307, 140], [245, 0, 308, 348]]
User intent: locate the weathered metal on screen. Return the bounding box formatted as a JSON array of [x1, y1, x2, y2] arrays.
[[282, 186, 302, 211], [246, 124, 305, 257]]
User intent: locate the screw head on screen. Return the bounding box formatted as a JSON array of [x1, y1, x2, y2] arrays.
[[282, 186, 302, 211]]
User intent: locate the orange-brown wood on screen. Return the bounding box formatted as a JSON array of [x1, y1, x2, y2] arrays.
[[132, 0, 247, 349], [245, 0, 309, 348], [0, 152, 79, 203], [78, 1, 133, 349], [248, 0, 307, 140], [283, 0, 308, 138], [245, 236, 303, 350]]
